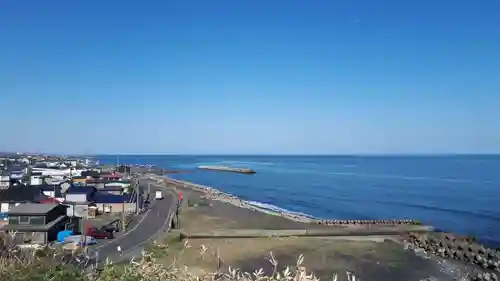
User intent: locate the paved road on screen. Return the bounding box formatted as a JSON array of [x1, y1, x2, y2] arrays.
[[88, 178, 175, 263]]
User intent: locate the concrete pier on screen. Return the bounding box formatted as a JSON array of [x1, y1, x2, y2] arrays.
[[197, 165, 256, 174]]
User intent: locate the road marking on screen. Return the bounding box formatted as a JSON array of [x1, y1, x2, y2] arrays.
[[91, 180, 159, 252], [109, 183, 176, 260], [116, 198, 174, 257]]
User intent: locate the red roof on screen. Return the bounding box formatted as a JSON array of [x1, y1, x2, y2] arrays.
[[102, 173, 121, 178]]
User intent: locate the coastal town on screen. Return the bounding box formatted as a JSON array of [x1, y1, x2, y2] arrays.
[[0, 152, 178, 262], [0, 152, 498, 281]]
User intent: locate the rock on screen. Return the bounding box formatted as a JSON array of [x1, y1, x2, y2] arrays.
[[488, 251, 496, 259]]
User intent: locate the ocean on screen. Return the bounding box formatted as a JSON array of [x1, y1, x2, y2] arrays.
[[95, 155, 500, 248]]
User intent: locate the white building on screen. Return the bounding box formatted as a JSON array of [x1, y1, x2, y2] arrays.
[[0, 172, 10, 189], [32, 167, 84, 177], [30, 172, 43, 186]]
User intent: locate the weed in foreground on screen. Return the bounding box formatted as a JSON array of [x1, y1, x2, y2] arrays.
[[0, 235, 358, 281]]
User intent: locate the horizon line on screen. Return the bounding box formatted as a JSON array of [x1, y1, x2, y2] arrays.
[[69, 153, 500, 157], [3, 151, 500, 157]]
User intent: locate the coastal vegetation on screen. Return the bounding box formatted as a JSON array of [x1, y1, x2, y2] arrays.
[[0, 234, 347, 281]]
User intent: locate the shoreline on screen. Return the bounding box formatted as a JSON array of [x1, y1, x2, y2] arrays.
[[150, 174, 500, 280], [160, 175, 316, 224], [151, 174, 427, 229]]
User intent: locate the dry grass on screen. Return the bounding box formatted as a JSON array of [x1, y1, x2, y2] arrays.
[[149, 233, 448, 281], [0, 234, 357, 281]]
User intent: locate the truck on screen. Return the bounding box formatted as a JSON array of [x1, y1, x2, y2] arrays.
[[155, 190, 164, 200]]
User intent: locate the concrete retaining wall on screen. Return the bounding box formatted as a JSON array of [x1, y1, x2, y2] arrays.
[[180, 226, 434, 240]]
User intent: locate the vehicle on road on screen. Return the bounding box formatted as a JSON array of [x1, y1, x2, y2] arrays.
[[155, 190, 164, 200], [87, 227, 114, 239], [100, 224, 119, 233]]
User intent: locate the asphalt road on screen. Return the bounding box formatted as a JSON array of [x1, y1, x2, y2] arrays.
[[88, 178, 175, 263]]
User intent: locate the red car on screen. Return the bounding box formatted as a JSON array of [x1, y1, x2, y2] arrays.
[[86, 227, 114, 239]]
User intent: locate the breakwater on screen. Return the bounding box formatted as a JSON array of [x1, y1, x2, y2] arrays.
[[197, 165, 256, 174], [161, 176, 433, 231], [316, 219, 421, 225], [406, 233, 499, 280], [180, 226, 433, 239], [96, 154, 500, 249]]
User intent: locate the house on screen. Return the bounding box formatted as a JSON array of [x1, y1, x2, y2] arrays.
[[66, 159, 79, 167], [39, 185, 65, 202], [99, 186, 124, 195], [0, 187, 46, 213], [116, 165, 131, 174], [81, 170, 100, 178], [92, 192, 140, 213], [71, 176, 88, 185], [105, 180, 132, 193], [105, 180, 131, 188], [9, 178, 23, 187], [30, 172, 43, 186], [39, 197, 63, 204], [101, 173, 122, 181], [1, 203, 69, 244], [9, 169, 24, 180], [65, 186, 96, 203], [86, 180, 106, 189], [64, 203, 90, 218], [0, 171, 10, 189]]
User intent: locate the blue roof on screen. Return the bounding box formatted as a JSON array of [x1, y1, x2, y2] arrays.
[[66, 186, 96, 195], [92, 192, 135, 204]]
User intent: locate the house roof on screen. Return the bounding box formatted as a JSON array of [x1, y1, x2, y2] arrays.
[[66, 186, 96, 195], [101, 173, 121, 178], [81, 170, 100, 177], [38, 184, 63, 191], [1, 215, 67, 231], [39, 198, 62, 204], [7, 203, 66, 215], [92, 192, 136, 204], [99, 186, 123, 191], [0, 187, 44, 202], [38, 185, 63, 197]]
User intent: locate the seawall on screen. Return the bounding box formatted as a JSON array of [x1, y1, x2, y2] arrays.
[[197, 165, 256, 174]]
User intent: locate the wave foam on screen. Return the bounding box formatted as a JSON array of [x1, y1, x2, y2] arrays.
[[245, 200, 316, 219]]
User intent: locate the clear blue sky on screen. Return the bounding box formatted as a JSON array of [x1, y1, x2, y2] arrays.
[[1, 0, 499, 155]]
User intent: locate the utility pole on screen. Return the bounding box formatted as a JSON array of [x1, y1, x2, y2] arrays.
[[121, 202, 125, 231], [135, 179, 140, 215]]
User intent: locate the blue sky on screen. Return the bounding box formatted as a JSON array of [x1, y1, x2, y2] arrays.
[[1, 0, 499, 154]]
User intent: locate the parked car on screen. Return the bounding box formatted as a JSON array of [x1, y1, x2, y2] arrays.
[[100, 225, 119, 233], [86, 227, 114, 239]]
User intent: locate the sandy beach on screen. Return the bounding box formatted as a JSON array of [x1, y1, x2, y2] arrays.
[[151, 174, 425, 231], [164, 177, 317, 223]]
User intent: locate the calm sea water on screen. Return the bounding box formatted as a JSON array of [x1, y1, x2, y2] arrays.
[[95, 155, 500, 247]]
